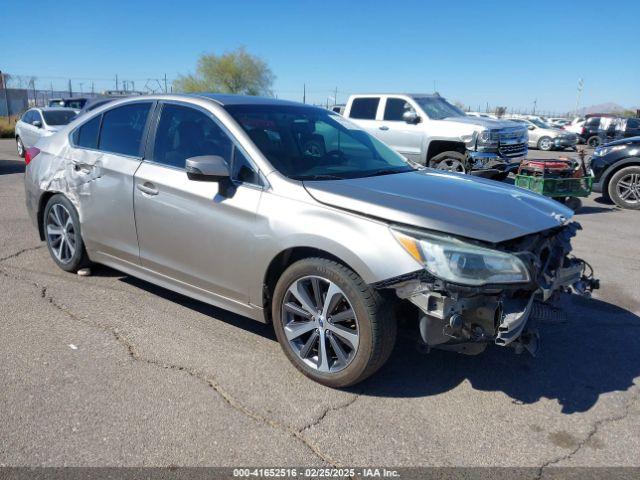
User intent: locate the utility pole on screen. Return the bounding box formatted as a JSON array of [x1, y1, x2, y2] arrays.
[[532, 99, 537, 115], [164, 73, 168, 93], [303, 83, 306, 104], [575, 78, 584, 116], [79, 82, 84, 94], [334, 86, 338, 106], [68, 79, 72, 97], [115, 74, 119, 90], [91, 82, 94, 96]]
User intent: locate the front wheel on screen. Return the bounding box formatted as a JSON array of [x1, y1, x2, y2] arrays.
[[43, 194, 91, 272], [608, 166, 640, 210], [587, 136, 601, 148], [537, 136, 553, 151], [272, 258, 396, 387], [431, 151, 467, 173]]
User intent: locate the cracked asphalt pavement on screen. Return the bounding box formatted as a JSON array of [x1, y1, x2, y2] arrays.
[[1, 139, 639, 469]]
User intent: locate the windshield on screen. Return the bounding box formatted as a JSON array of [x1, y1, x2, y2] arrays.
[[43, 110, 77, 126], [529, 118, 552, 129], [412, 96, 465, 120], [225, 105, 414, 180]]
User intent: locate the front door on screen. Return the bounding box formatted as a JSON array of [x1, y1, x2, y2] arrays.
[[133, 102, 263, 304], [375, 97, 424, 163]]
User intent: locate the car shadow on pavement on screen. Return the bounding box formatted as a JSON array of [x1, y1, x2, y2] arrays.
[[119, 275, 276, 341], [358, 294, 640, 414], [0, 158, 25, 175]]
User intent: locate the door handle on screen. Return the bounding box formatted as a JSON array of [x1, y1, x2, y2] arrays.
[[379, 126, 389, 131], [137, 182, 159, 196]]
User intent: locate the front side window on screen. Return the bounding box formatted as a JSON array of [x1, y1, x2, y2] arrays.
[[384, 98, 415, 121], [226, 104, 413, 180], [43, 110, 77, 126], [22, 111, 34, 123], [349, 97, 380, 120], [72, 115, 101, 149], [98, 102, 152, 156]]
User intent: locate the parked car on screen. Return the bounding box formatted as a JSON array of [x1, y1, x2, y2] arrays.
[[75, 96, 123, 117], [48, 97, 88, 110], [547, 118, 570, 128], [24, 94, 597, 387], [342, 93, 528, 178], [466, 111, 498, 119], [15, 107, 78, 157], [591, 136, 640, 209], [598, 117, 640, 144], [509, 118, 578, 151]]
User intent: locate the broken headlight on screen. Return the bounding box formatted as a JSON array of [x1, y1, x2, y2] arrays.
[[391, 228, 530, 286]]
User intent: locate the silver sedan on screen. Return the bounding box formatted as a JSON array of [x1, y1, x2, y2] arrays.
[[23, 94, 596, 386], [14, 107, 78, 157]]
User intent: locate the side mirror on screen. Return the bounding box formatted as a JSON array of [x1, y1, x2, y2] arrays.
[[528, 125, 535, 131], [402, 111, 420, 124], [185, 155, 230, 182], [32, 120, 42, 128]]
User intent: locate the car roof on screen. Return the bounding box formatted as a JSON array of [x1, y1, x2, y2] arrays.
[[189, 93, 305, 107], [34, 107, 78, 112]]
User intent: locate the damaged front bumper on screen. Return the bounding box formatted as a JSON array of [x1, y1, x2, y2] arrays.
[[381, 222, 599, 356]]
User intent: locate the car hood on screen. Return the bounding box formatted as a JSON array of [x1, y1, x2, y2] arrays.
[[603, 136, 640, 147], [443, 116, 523, 130], [304, 170, 573, 243]]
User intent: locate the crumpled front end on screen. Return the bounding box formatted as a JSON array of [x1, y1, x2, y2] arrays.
[[379, 222, 599, 356]]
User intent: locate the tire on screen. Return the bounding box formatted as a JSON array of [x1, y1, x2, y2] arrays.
[[492, 171, 510, 181], [537, 136, 553, 151], [43, 194, 91, 272], [587, 136, 601, 148], [608, 166, 640, 210], [430, 151, 467, 173], [16, 136, 25, 158], [271, 257, 396, 387]]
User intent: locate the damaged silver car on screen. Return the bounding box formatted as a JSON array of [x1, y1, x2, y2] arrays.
[[24, 94, 598, 387]]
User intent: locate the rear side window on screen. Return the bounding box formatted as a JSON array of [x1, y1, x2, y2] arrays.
[[98, 103, 152, 156], [73, 115, 101, 149], [349, 98, 380, 120], [384, 98, 413, 121]]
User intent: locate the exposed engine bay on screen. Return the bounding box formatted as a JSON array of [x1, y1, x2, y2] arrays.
[[380, 222, 599, 356]]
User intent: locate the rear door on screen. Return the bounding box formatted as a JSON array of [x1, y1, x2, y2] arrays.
[[375, 96, 424, 162], [69, 101, 154, 264], [133, 101, 263, 304]]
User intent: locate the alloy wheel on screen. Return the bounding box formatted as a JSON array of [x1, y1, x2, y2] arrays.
[[436, 158, 465, 173], [46, 203, 77, 264], [539, 138, 552, 150], [281, 275, 359, 373], [616, 173, 640, 205]]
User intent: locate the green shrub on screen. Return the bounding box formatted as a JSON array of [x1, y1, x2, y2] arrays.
[[0, 116, 17, 139]]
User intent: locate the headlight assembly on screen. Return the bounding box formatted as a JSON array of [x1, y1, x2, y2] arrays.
[[477, 130, 499, 146], [391, 228, 530, 286], [593, 145, 626, 157]]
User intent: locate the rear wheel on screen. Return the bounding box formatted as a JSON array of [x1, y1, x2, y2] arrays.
[[43, 194, 91, 272], [608, 166, 640, 210], [272, 258, 396, 387], [587, 136, 601, 148], [431, 151, 467, 173], [16, 136, 25, 158]]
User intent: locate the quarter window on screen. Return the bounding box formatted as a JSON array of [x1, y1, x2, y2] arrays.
[[349, 98, 380, 120], [98, 103, 152, 156], [73, 115, 101, 149], [384, 98, 414, 121]]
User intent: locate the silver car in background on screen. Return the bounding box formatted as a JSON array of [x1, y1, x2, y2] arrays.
[[15, 107, 78, 157], [510, 117, 578, 151], [23, 94, 597, 387]]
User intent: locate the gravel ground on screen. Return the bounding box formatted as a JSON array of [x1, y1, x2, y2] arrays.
[[1, 138, 639, 471]]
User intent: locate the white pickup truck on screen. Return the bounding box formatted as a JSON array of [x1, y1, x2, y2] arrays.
[[342, 93, 528, 178]]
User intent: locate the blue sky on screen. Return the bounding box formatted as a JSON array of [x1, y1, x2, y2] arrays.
[[1, 0, 638, 113]]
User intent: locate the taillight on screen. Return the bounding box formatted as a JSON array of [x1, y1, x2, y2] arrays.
[[24, 147, 40, 165], [580, 127, 586, 135]]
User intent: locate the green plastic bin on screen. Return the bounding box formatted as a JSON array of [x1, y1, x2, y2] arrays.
[[514, 174, 594, 198]]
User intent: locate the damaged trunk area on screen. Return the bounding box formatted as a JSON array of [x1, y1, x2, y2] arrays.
[[381, 222, 599, 356]]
